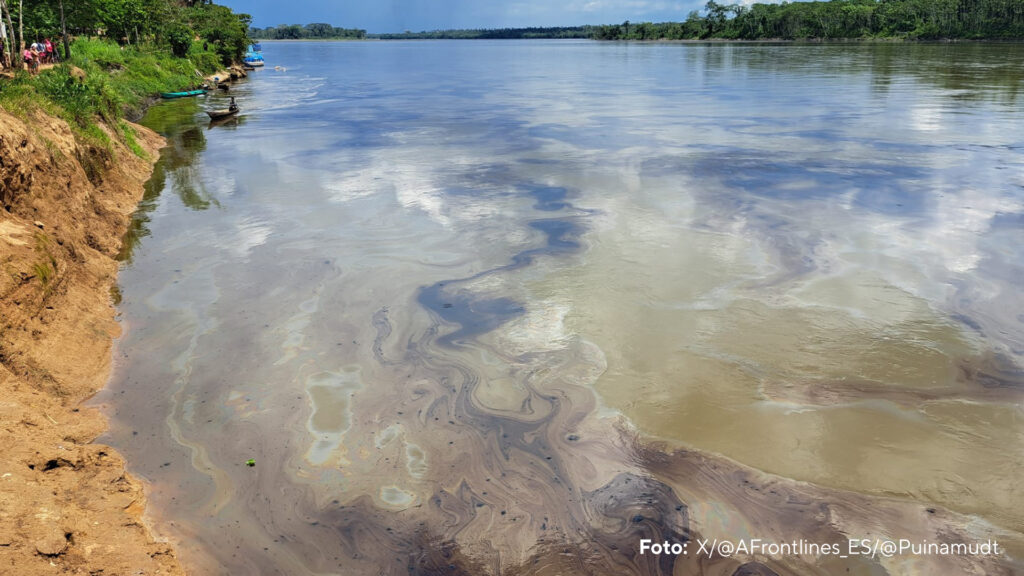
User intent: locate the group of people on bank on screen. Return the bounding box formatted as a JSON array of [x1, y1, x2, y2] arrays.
[[21, 37, 58, 73], [0, 36, 59, 74]]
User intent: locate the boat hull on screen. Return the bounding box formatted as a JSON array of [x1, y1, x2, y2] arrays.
[[206, 109, 239, 120], [161, 89, 207, 99]]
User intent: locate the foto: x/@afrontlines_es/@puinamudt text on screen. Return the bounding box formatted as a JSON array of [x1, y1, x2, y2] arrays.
[[639, 538, 1003, 560]]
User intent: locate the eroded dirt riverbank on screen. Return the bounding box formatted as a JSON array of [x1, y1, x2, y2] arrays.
[[0, 108, 183, 575]]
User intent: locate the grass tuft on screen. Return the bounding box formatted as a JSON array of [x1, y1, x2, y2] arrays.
[[119, 121, 149, 160], [32, 262, 53, 286]]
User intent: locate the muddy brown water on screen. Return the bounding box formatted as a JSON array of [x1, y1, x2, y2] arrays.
[[97, 41, 1024, 575]]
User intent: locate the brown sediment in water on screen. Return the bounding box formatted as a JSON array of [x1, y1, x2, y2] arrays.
[[0, 109, 182, 574], [140, 286, 1022, 575], [760, 352, 1024, 408], [547, 204, 1024, 536]]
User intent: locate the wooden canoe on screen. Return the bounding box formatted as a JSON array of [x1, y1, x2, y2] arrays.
[[207, 108, 239, 120], [161, 89, 207, 99]]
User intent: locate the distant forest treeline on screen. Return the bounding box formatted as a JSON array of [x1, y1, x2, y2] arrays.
[[248, 24, 591, 40], [250, 23, 367, 40], [595, 0, 1024, 40], [251, 0, 1024, 42], [369, 27, 595, 39]]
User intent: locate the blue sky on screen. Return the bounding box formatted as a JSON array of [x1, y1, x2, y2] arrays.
[[222, 0, 706, 33]]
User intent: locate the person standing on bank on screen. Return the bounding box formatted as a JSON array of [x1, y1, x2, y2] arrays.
[[22, 46, 35, 74]]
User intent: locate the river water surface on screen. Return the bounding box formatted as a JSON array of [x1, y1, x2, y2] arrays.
[[99, 41, 1024, 575]]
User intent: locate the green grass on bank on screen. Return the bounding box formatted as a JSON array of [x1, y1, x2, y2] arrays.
[[0, 38, 224, 155]]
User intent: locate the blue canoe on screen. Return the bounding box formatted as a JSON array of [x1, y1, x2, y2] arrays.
[[161, 89, 207, 99]]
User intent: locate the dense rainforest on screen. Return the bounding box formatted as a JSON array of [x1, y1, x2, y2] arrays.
[[257, 0, 1022, 41], [593, 0, 1024, 40]]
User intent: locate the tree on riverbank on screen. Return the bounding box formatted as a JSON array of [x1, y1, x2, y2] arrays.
[[5, 0, 250, 63], [0, 0, 17, 68], [592, 0, 1024, 40]]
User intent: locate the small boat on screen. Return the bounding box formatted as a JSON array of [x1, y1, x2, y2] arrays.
[[161, 89, 207, 99], [242, 64, 257, 71], [208, 114, 240, 128], [206, 108, 239, 120], [244, 43, 265, 67]]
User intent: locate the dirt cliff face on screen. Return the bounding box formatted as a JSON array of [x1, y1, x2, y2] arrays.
[[0, 108, 183, 575]]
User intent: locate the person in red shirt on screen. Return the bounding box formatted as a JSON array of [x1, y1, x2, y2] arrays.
[[44, 38, 54, 64]]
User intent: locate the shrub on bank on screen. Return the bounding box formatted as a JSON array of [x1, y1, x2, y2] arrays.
[[187, 44, 225, 76], [0, 38, 221, 153]]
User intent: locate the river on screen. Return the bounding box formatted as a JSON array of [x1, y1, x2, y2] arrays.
[[97, 40, 1024, 575]]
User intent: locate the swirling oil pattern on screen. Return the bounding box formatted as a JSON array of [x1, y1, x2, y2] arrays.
[[96, 41, 1024, 575]]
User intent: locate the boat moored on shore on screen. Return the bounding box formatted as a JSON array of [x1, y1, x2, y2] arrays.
[[160, 88, 207, 99], [244, 43, 265, 67]]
